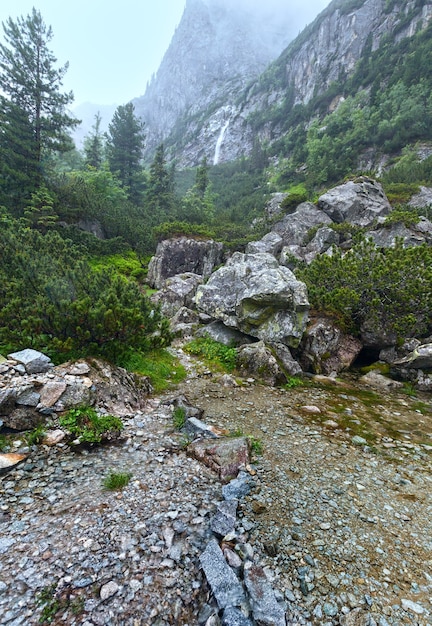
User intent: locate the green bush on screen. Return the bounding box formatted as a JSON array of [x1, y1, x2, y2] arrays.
[[280, 184, 308, 212], [0, 214, 171, 362], [298, 237, 432, 339], [59, 406, 123, 444]]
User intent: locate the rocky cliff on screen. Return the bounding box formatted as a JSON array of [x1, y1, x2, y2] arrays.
[[133, 0, 324, 164], [136, 0, 432, 167]]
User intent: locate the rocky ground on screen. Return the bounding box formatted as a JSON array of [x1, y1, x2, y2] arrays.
[[1, 347, 432, 625]]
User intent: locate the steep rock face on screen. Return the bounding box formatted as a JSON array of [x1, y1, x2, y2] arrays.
[[133, 0, 317, 164], [149, 0, 432, 165]]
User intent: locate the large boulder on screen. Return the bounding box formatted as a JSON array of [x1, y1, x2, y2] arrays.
[[236, 342, 287, 386], [318, 178, 391, 227], [196, 321, 256, 347], [8, 349, 53, 374], [246, 232, 283, 256], [271, 202, 332, 247], [297, 317, 362, 375], [151, 272, 203, 317], [365, 218, 432, 248], [409, 186, 432, 210], [195, 252, 309, 348], [147, 237, 223, 289]]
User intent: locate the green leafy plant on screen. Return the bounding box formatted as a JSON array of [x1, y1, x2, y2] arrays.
[[184, 338, 237, 372], [283, 376, 307, 390], [248, 436, 264, 456], [103, 471, 132, 490], [0, 434, 10, 452], [26, 424, 46, 446], [59, 406, 123, 444], [173, 406, 187, 429]]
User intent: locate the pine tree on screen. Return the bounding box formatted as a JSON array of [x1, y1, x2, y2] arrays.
[[0, 8, 79, 165], [84, 112, 105, 169], [146, 143, 175, 219], [105, 103, 145, 202]]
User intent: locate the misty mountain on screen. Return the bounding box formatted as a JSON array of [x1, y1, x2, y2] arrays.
[[133, 0, 322, 162], [134, 0, 432, 169]]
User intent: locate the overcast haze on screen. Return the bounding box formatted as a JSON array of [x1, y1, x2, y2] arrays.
[[0, 0, 330, 107]]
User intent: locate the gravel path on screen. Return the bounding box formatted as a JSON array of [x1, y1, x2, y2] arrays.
[[1, 348, 431, 625]]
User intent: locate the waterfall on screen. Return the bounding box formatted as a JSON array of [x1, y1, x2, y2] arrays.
[[213, 119, 230, 165]]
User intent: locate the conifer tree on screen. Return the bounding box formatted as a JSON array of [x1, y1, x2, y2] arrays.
[[105, 103, 145, 202], [84, 112, 105, 169], [0, 9, 78, 210], [0, 8, 79, 165]]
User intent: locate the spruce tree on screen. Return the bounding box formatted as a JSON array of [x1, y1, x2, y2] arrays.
[[105, 103, 145, 202]]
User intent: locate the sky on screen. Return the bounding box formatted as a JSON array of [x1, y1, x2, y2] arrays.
[[0, 0, 330, 108]]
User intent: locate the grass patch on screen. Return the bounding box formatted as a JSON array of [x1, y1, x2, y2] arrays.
[[119, 349, 186, 393], [59, 406, 123, 445], [103, 471, 132, 490], [0, 434, 10, 452], [173, 406, 187, 429], [184, 338, 237, 373]]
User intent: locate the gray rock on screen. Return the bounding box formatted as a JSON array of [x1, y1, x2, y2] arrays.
[[197, 321, 256, 347], [409, 185, 432, 210], [366, 221, 431, 248], [392, 343, 432, 370], [246, 232, 284, 256], [210, 500, 238, 537], [184, 417, 219, 439], [265, 193, 289, 220], [237, 342, 287, 386], [318, 178, 391, 227], [222, 472, 255, 501], [188, 437, 250, 482], [222, 607, 254, 626], [167, 395, 204, 420], [297, 317, 362, 375], [8, 349, 52, 374], [200, 540, 246, 610], [0, 389, 17, 415], [195, 252, 309, 348], [151, 272, 203, 318], [16, 388, 40, 407], [244, 565, 286, 625], [268, 342, 303, 377], [272, 202, 332, 246], [3, 407, 43, 431], [147, 238, 223, 289], [360, 371, 403, 391], [340, 608, 378, 625]]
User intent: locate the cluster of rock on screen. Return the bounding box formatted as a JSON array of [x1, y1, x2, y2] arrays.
[[0, 348, 152, 469], [165, 396, 297, 625], [148, 179, 432, 390]]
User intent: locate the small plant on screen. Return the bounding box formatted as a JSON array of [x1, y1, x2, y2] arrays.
[[103, 471, 132, 490], [283, 377, 306, 390], [0, 434, 10, 452], [248, 436, 264, 456], [184, 338, 237, 372], [59, 406, 123, 445], [26, 424, 46, 446], [173, 406, 187, 429], [403, 382, 417, 398], [229, 428, 244, 438], [37, 584, 61, 624]]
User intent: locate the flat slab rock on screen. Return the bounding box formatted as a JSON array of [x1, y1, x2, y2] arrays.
[[200, 540, 246, 610], [187, 436, 250, 481]]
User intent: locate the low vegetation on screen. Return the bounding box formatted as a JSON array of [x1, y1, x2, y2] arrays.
[[59, 406, 123, 445], [102, 471, 132, 490], [184, 338, 237, 372]]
